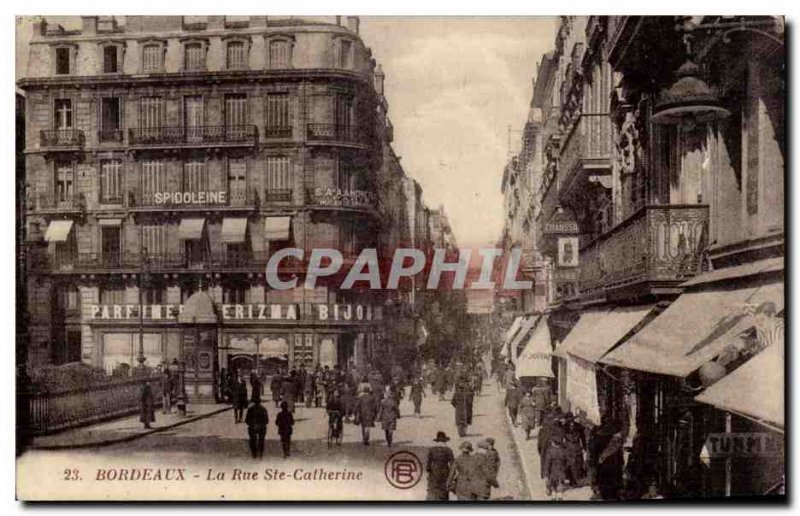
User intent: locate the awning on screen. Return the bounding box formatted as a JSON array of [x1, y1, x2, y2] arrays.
[[516, 316, 554, 378], [554, 305, 654, 363], [98, 218, 122, 227], [178, 218, 205, 240], [44, 220, 74, 242], [695, 341, 784, 432], [221, 217, 248, 244], [602, 280, 784, 377], [510, 315, 539, 365], [265, 216, 291, 241], [503, 316, 524, 344]]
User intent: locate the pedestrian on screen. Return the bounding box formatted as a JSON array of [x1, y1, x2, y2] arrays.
[[482, 437, 501, 489], [218, 367, 228, 403], [503, 364, 516, 390], [340, 381, 355, 422], [233, 374, 248, 423], [519, 390, 537, 439], [250, 370, 263, 404], [410, 377, 425, 417], [270, 372, 282, 408], [161, 370, 172, 414], [451, 382, 470, 437], [464, 381, 475, 426], [354, 385, 378, 445], [591, 420, 624, 500], [495, 360, 507, 388], [281, 372, 296, 413], [531, 378, 552, 428], [538, 405, 562, 479], [315, 369, 326, 408], [140, 380, 155, 429], [544, 433, 570, 500], [304, 370, 314, 408], [378, 386, 400, 447], [564, 412, 586, 486], [475, 441, 498, 500], [435, 367, 448, 401], [446, 441, 478, 501], [504, 381, 521, 426], [245, 397, 269, 459], [293, 367, 304, 405], [426, 431, 455, 501], [275, 400, 294, 458]]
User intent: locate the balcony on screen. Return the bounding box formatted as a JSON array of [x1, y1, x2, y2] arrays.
[[98, 129, 123, 143], [128, 125, 258, 148], [263, 126, 293, 139], [264, 189, 293, 203], [557, 113, 613, 200], [306, 123, 367, 147], [33, 193, 86, 213], [40, 129, 84, 149], [578, 204, 709, 303]]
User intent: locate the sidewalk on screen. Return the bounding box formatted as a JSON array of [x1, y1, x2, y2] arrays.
[[501, 385, 594, 501], [31, 404, 231, 450]]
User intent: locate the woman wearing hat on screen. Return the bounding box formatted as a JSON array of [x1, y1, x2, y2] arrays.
[[446, 441, 479, 501], [426, 431, 455, 501], [519, 390, 537, 440]]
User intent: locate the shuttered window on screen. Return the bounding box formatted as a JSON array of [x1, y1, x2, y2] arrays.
[[140, 97, 163, 129], [142, 45, 162, 72], [184, 43, 205, 71], [268, 40, 291, 68], [266, 156, 291, 192], [228, 158, 247, 204], [226, 41, 246, 69], [141, 225, 168, 256], [225, 95, 247, 127], [56, 162, 74, 202], [141, 160, 166, 202], [100, 286, 125, 305], [265, 93, 290, 137], [100, 160, 122, 203], [183, 161, 208, 193]]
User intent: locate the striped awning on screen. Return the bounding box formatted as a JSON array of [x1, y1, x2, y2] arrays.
[[221, 218, 248, 244], [265, 216, 291, 241], [178, 218, 205, 240], [44, 220, 74, 242]]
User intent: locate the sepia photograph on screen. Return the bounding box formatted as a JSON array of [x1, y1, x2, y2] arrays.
[[13, 13, 785, 502]]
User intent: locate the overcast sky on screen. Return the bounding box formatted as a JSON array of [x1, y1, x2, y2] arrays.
[[16, 16, 558, 247]]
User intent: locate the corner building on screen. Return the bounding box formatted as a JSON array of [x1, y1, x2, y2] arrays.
[[20, 15, 391, 400]]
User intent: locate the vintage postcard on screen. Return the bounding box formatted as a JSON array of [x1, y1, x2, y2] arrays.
[[15, 15, 785, 501]]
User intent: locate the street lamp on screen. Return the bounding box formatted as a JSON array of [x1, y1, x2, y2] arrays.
[[136, 247, 150, 375]]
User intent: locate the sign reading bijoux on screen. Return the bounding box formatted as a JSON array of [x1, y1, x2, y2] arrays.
[[153, 191, 228, 205], [89, 303, 383, 322]]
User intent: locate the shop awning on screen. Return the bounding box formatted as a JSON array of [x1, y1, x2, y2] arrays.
[[504, 316, 524, 344], [221, 217, 248, 244], [554, 305, 654, 363], [516, 316, 554, 378], [695, 341, 784, 432], [44, 220, 74, 242], [510, 315, 540, 365], [178, 218, 205, 240], [601, 280, 784, 377], [265, 216, 291, 241]]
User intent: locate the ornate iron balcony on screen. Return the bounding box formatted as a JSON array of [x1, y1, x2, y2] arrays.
[[40, 129, 85, 148], [128, 125, 258, 146]]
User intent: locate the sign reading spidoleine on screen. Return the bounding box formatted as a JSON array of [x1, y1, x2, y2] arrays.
[[89, 303, 383, 322]]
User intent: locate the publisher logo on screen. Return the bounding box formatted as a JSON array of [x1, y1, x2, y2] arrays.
[[384, 451, 422, 489]]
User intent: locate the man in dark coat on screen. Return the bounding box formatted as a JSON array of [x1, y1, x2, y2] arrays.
[[504, 381, 521, 426], [450, 383, 470, 437], [435, 367, 448, 401], [482, 437, 501, 488], [270, 373, 283, 407], [140, 381, 155, 429], [530, 379, 553, 428], [378, 388, 400, 447], [476, 439, 499, 500], [245, 397, 269, 459], [410, 377, 425, 417], [426, 431, 454, 501], [280, 373, 296, 413], [544, 433, 570, 499], [275, 401, 294, 458], [590, 420, 624, 500], [233, 374, 248, 423], [446, 441, 478, 501], [250, 371, 263, 404], [538, 406, 563, 478], [354, 385, 378, 445], [564, 413, 586, 486]]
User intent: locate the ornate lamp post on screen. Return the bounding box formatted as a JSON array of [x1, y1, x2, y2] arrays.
[[135, 247, 150, 375]]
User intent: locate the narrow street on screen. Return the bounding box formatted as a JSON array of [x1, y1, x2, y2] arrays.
[[17, 382, 531, 501]]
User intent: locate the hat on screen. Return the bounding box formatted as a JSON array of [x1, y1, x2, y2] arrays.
[[477, 440, 489, 450], [485, 437, 495, 446], [433, 431, 450, 443], [459, 441, 473, 452]]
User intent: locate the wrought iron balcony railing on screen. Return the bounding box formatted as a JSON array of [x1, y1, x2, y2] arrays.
[[40, 129, 85, 148], [34, 193, 86, 212], [306, 123, 362, 144], [578, 204, 709, 300], [128, 125, 258, 146], [264, 189, 293, 203], [264, 126, 293, 139], [98, 129, 124, 143]]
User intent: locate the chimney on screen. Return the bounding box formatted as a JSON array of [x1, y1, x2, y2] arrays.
[[373, 64, 385, 95], [346, 16, 360, 34], [81, 16, 98, 35], [33, 17, 48, 36]]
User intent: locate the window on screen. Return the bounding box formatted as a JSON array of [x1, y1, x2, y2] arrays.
[[100, 160, 123, 203], [223, 284, 246, 304], [226, 242, 250, 266], [141, 160, 166, 204], [228, 158, 247, 205], [57, 285, 80, 312], [140, 96, 164, 131], [143, 285, 165, 305], [225, 94, 248, 139], [337, 158, 356, 191], [184, 96, 204, 141], [54, 231, 76, 268], [54, 99, 73, 130], [339, 220, 356, 256], [103, 46, 119, 73], [100, 98, 121, 142], [339, 39, 353, 69], [183, 161, 208, 193], [100, 286, 125, 305], [141, 225, 168, 256], [55, 162, 74, 202], [265, 93, 291, 137], [266, 156, 292, 199], [142, 44, 163, 72], [268, 40, 292, 68], [226, 41, 247, 69], [55, 47, 71, 75], [184, 43, 205, 71], [333, 95, 354, 130]]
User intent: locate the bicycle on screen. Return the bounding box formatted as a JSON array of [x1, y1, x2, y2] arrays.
[[327, 410, 343, 447]]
